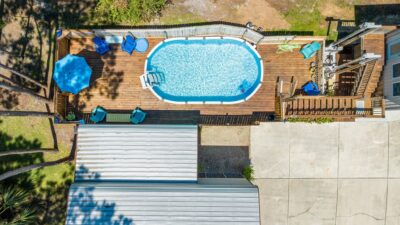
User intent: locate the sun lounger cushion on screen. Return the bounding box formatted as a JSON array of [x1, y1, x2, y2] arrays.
[[106, 113, 131, 123], [300, 41, 321, 59], [105, 36, 123, 44]]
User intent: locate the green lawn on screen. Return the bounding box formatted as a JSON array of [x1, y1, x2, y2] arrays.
[[281, 0, 353, 40], [0, 117, 74, 224]]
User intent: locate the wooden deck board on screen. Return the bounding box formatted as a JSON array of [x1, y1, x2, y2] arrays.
[[67, 37, 315, 115]]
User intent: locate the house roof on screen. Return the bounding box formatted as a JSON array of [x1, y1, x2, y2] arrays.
[[65, 179, 260, 225], [75, 124, 198, 182]]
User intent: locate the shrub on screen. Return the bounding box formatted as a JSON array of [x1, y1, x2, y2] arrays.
[[242, 165, 254, 181], [66, 112, 76, 121], [325, 88, 334, 96], [95, 0, 166, 24], [287, 117, 334, 124]]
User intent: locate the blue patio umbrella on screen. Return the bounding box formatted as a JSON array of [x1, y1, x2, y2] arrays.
[[53, 54, 92, 94]]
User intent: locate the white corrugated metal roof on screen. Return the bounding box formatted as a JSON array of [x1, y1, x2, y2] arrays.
[[75, 125, 198, 182], [66, 179, 260, 225]]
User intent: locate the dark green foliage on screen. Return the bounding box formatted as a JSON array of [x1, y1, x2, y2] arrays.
[[287, 117, 334, 124], [0, 186, 36, 225], [95, 0, 167, 24], [242, 165, 254, 181], [0, 18, 5, 30]]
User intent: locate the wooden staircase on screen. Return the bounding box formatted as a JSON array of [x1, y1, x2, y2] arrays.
[[352, 60, 377, 96], [275, 76, 298, 120], [282, 96, 384, 119], [361, 33, 385, 97]]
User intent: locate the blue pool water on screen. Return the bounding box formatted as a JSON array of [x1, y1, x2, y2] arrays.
[[146, 38, 263, 103]]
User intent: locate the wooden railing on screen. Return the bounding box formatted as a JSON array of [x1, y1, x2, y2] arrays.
[[282, 96, 384, 119], [53, 87, 68, 119], [338, 20, 357, 31]]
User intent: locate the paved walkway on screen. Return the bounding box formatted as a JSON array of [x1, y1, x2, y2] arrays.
[[250, 121, 400, 225]]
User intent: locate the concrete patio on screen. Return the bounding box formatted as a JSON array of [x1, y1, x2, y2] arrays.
[[251, 121, 400, 225]]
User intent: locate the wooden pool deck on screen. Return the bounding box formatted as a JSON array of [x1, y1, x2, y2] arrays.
[[62, 37, 319, 116]]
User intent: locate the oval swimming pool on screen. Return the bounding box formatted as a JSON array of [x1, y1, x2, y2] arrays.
[[145, 37, 263, 104]]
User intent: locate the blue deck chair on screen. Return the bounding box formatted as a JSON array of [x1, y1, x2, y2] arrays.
[[135, 38, 149, 53], [121, 35, 136, 55], [93, 37, 110, 55], [130, 107, 147, 124], [302, 81, 320, 96], [300, 41, 321, 59], [90, 106, 107, 123]]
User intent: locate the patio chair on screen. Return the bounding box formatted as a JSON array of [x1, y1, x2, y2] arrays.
[[121, 35, 136, 55], [93, 37, 110, 55], [302, 81, 320, 96], [135, 38, 149, 53], [300, 41, 321, 59], [90, 106, 107, 123], [130, 107, 147, 124]]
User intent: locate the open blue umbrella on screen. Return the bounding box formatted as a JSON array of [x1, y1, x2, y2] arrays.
[[53, 54, 92, 94]]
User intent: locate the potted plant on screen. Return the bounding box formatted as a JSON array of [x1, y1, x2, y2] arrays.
[[66, 111, 76, 121]]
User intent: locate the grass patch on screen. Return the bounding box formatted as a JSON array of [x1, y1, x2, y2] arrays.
[[0, 117, 74, 224], [283, 0, 327, 36], [0, 117, 71, 186], [159, 12, 206, 25]]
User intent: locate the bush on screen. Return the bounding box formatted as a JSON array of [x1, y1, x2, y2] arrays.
[[242, 166, 254, 181], [287, 117, 334, 124], [95, 0, 166, 24]]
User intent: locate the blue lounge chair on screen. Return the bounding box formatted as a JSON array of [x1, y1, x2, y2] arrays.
[[130, 107, 147, 124], [121, 35, 136, 55], [93, 37, 110, 55], [302, 81, 320, 96], [300, 41, 321, 59], [135, 38, 149, 53], [90, 106, 107, 123]]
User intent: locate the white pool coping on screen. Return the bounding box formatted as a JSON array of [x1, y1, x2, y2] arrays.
[[143, 36, 264, 105]]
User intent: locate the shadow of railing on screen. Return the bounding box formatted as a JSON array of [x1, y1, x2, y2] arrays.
[[64, 20, 253, 30]]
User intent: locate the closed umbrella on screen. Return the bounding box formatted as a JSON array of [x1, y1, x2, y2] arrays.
[[53, 54, 92, 94]]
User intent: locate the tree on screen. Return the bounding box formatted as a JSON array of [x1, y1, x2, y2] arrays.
[[0, 186, 36, 225]]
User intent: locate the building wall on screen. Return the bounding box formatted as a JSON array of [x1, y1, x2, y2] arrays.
[[384, 29, 400, 107]]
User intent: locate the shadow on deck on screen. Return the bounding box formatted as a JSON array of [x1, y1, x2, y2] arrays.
[[78, 110, 275, 126]]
